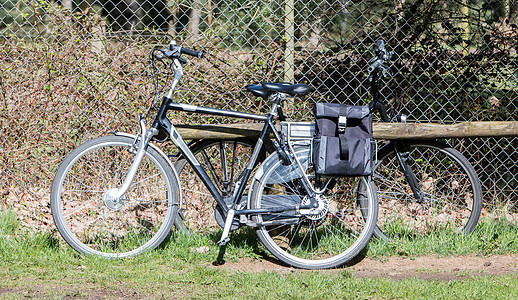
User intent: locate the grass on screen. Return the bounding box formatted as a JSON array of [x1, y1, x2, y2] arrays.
[[1, 211, 518, 299], [367, 217, 518, 257]]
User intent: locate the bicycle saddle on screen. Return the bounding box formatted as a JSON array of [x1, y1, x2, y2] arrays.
[[246, 83, 312, 99], [262, 83, 312, 97], [246, 84, 271, 99]]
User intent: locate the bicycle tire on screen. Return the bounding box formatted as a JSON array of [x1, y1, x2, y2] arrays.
[[250, 148, 378, 269], [50, 135, 179, 258], [173, 139, 266, 232], [365, 140, 482, 241]]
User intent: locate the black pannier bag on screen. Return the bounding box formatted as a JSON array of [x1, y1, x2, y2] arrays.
[[312, 103, 374, 176]]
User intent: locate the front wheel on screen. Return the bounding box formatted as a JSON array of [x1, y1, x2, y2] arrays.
[[50, 135, 179, 258], [250, 148, 378, 269], [366, 140, 482, 241]]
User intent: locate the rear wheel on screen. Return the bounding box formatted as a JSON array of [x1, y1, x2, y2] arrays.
[[250, 148, 378, 269]]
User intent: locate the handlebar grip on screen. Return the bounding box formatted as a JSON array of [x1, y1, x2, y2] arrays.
[[376, 40, 385, 50], [180, 47, 204, 58], [368, 60, 383, 73]]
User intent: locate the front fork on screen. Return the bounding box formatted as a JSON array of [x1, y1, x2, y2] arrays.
[[383, 111, 423, 203], [393, 141, 423, 203], [102, 116, 158, 209]]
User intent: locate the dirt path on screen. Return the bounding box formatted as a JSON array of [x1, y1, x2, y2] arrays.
[[216, 254, 518, 281], [1, 256, 516, 300]]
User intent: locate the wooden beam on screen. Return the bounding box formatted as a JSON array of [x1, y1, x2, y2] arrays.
[[175, 123, 264, 140], [175, 121, 518, 140], [373, 121, 518, 139]]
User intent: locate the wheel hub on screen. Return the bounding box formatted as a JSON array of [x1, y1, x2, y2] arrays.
[[103, 189, 125, 211], [301, 195, 329, 221]]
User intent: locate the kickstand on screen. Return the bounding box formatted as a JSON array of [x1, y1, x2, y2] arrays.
[[213, 209, 234, 266], [212, 244, 226, 266]]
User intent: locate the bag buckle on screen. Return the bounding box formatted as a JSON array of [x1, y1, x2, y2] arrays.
[[338, 115, 347, 133]]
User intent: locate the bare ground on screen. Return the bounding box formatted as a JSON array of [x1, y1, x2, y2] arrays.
[[215, 254, 518, 281], [1, 255, 516, 300]]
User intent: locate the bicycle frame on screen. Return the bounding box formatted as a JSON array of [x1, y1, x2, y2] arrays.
[[118, 55, 316, 246]]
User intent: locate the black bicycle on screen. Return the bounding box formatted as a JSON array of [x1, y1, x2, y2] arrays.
[[174, 40, 483, 243], [361, 40, 482, 241], [50, 41, 378, 269]]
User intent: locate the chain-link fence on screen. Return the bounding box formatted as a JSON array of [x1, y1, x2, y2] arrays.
[[1, 0, 517, 220]]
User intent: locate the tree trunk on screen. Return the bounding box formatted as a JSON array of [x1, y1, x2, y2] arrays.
[[503, 0, 510, 23], [460, 0, 470, 54], [188, 0, 202, 41], [128, 0, 138, 33], [309, 16, 322, 49], [167, 1, 179, 37], [284, 0, 295, 114], [62, 0, 72, 11]]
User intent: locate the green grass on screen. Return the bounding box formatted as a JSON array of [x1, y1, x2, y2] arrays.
[[367, 216, 518, 257], [1, 211, 518, 299]]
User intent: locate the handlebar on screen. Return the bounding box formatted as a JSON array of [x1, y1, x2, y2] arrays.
[[152, 41, 204, 62], [367, 39, 394, 119], [375, 40, 390, 60], [368, 39, 393, 76], [180, 47, 204, 58]]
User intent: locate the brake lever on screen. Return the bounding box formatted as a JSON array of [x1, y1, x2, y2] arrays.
[[152, 48, 166, 60], [177, 56, 188, 64], [368, 59, 383, 73]]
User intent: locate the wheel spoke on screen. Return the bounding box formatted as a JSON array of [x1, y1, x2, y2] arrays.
[[174, 139, 260, 232], [199, 148, 224, 194], [369, 141, 482, 241]]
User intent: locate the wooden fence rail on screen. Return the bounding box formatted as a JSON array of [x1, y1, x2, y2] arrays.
[[175, 121, 518, 140]]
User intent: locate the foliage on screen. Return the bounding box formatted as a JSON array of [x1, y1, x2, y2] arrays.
[[0, 0, 31, 31], [368, 216, 518, 257], [1, 36, 151, 188], [0, 6, 267, 192]]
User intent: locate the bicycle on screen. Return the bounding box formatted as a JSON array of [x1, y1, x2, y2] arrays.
[[358, 40, 482, 241], [174, 40, 483, 243], [50, 41, 378, 269]]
